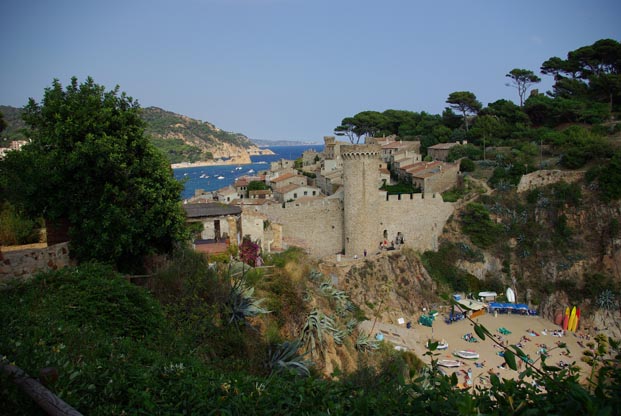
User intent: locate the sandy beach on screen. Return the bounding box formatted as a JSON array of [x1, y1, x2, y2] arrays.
[[359, 310, 593, 387]]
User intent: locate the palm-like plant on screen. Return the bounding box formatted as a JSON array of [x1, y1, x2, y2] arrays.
[[267, 339, 312, 377], [356, 331, 379, 352], [301, 310, 335, 355], [227, 277, 269, 326]]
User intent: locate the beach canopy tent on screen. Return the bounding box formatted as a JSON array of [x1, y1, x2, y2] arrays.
[[489, 302, 530, 315], [418, 314, 434, 327]]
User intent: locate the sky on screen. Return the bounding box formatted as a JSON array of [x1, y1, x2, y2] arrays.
[[2, 0, 620, 143]]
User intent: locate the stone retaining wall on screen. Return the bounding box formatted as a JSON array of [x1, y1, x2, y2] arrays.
[[517, 170, 585, 193], [0, 242, 73, 281]]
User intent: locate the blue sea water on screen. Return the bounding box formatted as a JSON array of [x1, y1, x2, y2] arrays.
[[174, 144, 324, 200]]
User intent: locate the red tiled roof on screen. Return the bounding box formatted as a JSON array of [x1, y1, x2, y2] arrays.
[[271, 172, 296, 182]]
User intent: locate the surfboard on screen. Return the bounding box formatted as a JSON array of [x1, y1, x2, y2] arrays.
[[568, 306, 577, 332], [575, 307, 581, 331], [506, 287, 515, 303], [562, 306, 570, 330]]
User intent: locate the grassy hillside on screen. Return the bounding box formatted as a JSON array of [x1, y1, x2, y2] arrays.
[[0, 105, 254, 163], [141, 106, 253, 163], [0, 105, 27, 145]]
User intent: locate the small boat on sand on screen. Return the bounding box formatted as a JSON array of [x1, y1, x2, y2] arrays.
[[454, 350, 480, 360], [438, 359, 461, 368], [426, 339, 449, 350]]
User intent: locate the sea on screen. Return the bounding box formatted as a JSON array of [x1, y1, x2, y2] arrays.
[[173, 144, 324, 200]]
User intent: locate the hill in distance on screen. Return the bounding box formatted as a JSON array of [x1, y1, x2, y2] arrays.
[[0, 105, 273, 164]]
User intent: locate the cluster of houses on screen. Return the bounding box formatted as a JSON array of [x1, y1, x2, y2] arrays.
[[186, 136, 461, 207]]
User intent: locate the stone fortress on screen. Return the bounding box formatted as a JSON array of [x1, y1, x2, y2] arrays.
[[185, 136, 460, 259]]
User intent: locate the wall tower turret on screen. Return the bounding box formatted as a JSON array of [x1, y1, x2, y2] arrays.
[[340, 144, 381, 256]]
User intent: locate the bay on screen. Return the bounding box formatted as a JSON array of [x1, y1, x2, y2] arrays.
[[174, 144, 324, 200]]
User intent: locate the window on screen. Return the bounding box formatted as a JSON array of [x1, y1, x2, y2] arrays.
[[293, 193, 297, 198], [304, 191, 308, 196], [312, 191, 316, 196]]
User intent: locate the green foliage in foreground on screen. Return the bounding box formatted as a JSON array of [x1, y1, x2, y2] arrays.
[[0, 202, 41, 245], [0, 77, 188, 272], [1, 264, 620, 415]]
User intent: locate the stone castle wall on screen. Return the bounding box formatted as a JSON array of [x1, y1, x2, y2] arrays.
[[0, 242, 73, 281], [517, 170, 585, 193], [378, 193, 453, 253], [253, 198, 344, 257]]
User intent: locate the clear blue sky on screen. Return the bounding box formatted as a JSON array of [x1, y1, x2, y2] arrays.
[[2, 0, 620, 143]]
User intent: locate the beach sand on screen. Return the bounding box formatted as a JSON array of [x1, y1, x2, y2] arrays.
[[359, 311, 593, 386]]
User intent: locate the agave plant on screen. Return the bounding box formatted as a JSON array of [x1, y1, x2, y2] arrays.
[[355, 331, 379, 352], [301, 310, 336, 355], [345, 318, 358, 336], [267, 339, 312, 377], [309, 270, 323, 282], [227, 277, 269, 326]]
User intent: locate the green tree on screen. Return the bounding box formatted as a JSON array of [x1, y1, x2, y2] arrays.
[[334, 111, 385, 144], [470, 115, 501, 160], [0, 110, 7, 134], [541, 39, 621, 116], [446, 91, 482, 131], [0, 77, 188, 271], [506, 68, 541, 106]]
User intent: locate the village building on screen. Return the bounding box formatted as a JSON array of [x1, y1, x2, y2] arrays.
[[427, 142, 461, 161], [302, 149, 320, 166], [406, 161, 460, 193], [214, 185, 239, 203], [183, 203, 242, 255], [249, 189, 273, 199], [269, 172, 308, 190], [273, 183, 322, 203]]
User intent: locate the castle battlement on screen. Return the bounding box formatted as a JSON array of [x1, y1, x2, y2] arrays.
[[381, 192, 441, 202], [340, 144, 381, 160]]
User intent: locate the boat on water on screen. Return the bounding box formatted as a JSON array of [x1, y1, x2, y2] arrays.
[[454, 350, 479, 360], [217, 176, 225, 180], [248, 169, 255, 173], [438, 359, 461, 368]]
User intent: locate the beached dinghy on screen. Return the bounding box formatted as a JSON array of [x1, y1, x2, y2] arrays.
[[427, 339, 449, 350], [454, 350, 480, 360], [438, 359, 462, 368]]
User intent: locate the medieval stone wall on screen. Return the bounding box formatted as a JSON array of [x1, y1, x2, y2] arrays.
[[0, 242, 73, 281], [252, 198, 344, 257], [517, 170, 585, 193], [379, 192, 453, 253]]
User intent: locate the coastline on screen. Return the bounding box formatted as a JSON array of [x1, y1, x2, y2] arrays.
[[171, 159, 251, 169], [171, 148, 276, 169]]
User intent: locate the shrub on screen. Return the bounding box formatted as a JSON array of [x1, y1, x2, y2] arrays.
[[460, 203, 503, 248], [0, 202, 41, 245]]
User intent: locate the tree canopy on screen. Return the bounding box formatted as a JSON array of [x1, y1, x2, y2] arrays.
[[446, 91, 482, 131], [0, 77, 188, 271], [541, 39, 621, 114], [506, 68, 541, 106]]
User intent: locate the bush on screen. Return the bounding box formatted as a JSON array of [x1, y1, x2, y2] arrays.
[[460, 203, 504, 248], [460, 157, 476, 172], [0, 202, 41, 245]]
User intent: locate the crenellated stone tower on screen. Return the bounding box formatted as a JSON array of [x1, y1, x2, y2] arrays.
[[340, 144, 381, 256]]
